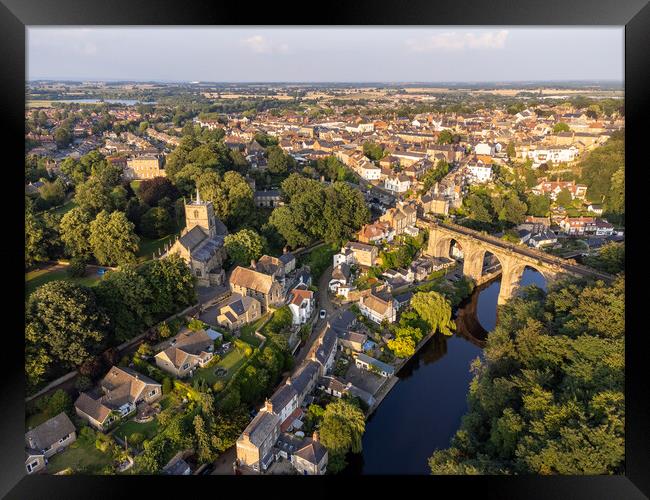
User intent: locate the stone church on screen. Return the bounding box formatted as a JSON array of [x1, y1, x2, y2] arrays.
[[163, 190, 228, 286]]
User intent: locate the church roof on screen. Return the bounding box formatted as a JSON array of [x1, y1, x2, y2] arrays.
[[178, 226, 208, 252]]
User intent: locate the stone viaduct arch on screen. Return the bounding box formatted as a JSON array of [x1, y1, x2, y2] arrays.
[[423, 220, 611, 306]]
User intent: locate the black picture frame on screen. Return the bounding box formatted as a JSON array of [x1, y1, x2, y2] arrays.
[[2, 0, 648, 498]]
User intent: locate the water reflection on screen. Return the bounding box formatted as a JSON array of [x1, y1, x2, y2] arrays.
[[345, 267, 547, 474]]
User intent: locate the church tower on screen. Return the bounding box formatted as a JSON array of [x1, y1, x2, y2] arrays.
[[184, 188, 218, 238]]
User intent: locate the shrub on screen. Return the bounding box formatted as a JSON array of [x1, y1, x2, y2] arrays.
[[129, 432, 145, 446], [157, 322, 171, 339], [67, 258, 87, 278], [95, 433, 114, 453], [188, 318, 207, 331], [75, 375, 93, 392], [162, 377, 173, 395], [212, 380, 225, 392], [79, 356, 106, 379]]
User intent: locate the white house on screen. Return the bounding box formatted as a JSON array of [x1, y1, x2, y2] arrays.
[[384, 174, 411, 193], [524, 146, 579, 166], [288, 286, 314, 325], [359, 292, 397, 324], [466, 161, 492, 184], [474, 142, 502, 156], [358, 161, 382, 181]]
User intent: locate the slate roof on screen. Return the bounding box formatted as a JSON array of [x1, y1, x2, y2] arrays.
[[25, 412, 75, 451], [242, 411, 280, 447], [269, 384, 298, 414], [193, 236, 226, 263], [313, 328, 337, 367], [290, 361, 320, 398], [294, 438, 327, 465]]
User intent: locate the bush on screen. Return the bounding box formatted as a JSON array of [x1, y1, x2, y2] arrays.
[[162, 377, 173, 395], [67, 258, 87, 278], [40, 389, 73, 419], [129, 432, 145, 446], [158, 322, 172, 339], [75, 375, 93, 392], [95, 433, 114, 453], [188, 318, 207, 331], [212, 380, 226, 392]]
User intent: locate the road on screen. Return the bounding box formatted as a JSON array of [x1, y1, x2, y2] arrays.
[[294, 264, 337, 366]]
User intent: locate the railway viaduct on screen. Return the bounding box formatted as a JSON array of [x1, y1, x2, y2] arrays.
[[420, 218, 615, 305]]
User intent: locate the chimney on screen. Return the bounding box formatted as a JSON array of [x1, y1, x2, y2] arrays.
[[312, 431, 319, 443], [283, 246, 288, 255], [264, 399, 273, 413], [250, 259, 256, 270]]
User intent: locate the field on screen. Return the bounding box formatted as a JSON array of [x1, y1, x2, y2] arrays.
[[25, 265, 102, 297]]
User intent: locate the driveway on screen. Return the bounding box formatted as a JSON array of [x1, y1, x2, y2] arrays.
[[212, 446, 237, 475]]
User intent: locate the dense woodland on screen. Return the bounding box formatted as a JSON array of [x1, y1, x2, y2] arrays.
[[428, 276, 625, 475]]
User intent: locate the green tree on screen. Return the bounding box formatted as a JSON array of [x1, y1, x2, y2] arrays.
[[266, 145, 294, 174], [25, 204, 47, 269], [224, 229, 266, 267], [362, 142, 384, 161], [60, 207, 94, 259], [140, 207, 173, 239], [95, 266, 154, 342], [584, 243, 624, 274], [526, 194, 551, 217], [196, 170, 254, 228], [38, 178, 66, 207], [89, 211, 140, 266], [319, 398, 366, 472], [74, 176, 113, 215], [387, 335, 416, 358], [437, 130, 454, 144], [553, 122, 571, 133], [555, 188, 573, 207], [410, 291, 455, 335], [429, 278, 625, 475], [53, 126, 72, 148], [26, 281, 107, 372], [137, 254, 196, 318]]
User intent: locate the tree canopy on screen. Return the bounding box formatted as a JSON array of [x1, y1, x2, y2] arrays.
[[429, 277, 625, 475]]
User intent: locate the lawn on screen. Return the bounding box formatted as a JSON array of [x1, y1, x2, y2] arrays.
[[25, 266, 102, 297], [46, 433, 115, 474], [26, 411, 53, 430], [113, 418, 159, 443], [239, 315, 269, 346], [137, 232, 179, 262], [193, 346, 247, 387]]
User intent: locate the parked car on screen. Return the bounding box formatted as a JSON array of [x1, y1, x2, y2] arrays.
[[319, 309, 327, 319]]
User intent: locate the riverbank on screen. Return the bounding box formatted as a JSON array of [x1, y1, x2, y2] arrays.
[[365, 328, 437, 417]]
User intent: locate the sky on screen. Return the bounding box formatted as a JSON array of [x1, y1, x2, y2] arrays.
[[27, 27, 624, 83]]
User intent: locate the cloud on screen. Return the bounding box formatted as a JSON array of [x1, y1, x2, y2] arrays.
[[406, 30, 509, 51], [77, 42, 98, 56], [241, 35, 289, 54]]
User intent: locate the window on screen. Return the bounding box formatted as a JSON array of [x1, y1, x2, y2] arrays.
[[148, 389, 157, 397], [182, 363, 190, 370], [27, 460, 39, 473]]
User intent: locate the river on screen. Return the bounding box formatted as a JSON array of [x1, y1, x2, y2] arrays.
[[344, 268, 546, 474]]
